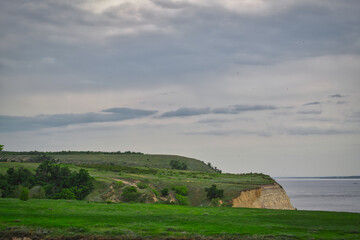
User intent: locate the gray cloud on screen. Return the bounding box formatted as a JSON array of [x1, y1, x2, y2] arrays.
[[159, 107, 211, 118], [297, 110, 322, 115], [185, 129, 272, 137], [336, 101, 347, 105], [303, 101, 321, 106], [284, 127, 357, 136], [159, 105, 277, 118], [212, 105, 277, 114], [330, 94, 346, 98], [0, 108, 157, 132], [1, 0, 360, 93]]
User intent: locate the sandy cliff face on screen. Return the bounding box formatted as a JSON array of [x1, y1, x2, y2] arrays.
[[232, 183, 295, 210]]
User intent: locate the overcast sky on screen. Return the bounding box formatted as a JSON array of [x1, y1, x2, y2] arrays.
[[1, 0, 360, 177]]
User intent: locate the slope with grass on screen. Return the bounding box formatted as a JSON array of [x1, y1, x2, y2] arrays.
[[1, 151, 216, 172], [0, 151, 292, 209]]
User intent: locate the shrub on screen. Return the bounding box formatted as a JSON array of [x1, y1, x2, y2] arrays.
[[172, 186, 188, 196], [205, 184, 224, 200], [19, 187, 29, 201], [211, 198, 221, 207], [54, 188, 77, 199], [113, 181, 124, 190], [161, 188, 169, 197], [170, 160, 187, 170], [29, 186, 46, 199], [175, 194, 189, 205], [137, 182, 148, 189], [152, 189, 159, 197], [121, 186, 141, 202]]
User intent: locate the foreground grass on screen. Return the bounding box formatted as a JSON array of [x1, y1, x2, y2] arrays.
[[0, 199, 359, 239]]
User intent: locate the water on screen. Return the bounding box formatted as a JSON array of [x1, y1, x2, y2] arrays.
[[275, 178, 360, 213]]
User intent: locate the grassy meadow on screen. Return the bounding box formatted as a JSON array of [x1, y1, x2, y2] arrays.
[[0, 198, 359, 239]]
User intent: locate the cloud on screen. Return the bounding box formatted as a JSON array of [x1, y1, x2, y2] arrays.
[[158, 107, 211, 118], [297, 110, 322, 115], [336, 101, 347, 105], [1, 0, 360, 95], [159, 105, 277, 118], [285, 127, 357, 136], [330, 94, 346, 98], [184, 129, 272, 137], [303, 101, 321, 106], [0, 108, 157, 132], [212, 105, 277, 114]]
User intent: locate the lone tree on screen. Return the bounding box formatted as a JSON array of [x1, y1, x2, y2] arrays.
[[205, 184, 224, 200], [0, 145, 3, 151]]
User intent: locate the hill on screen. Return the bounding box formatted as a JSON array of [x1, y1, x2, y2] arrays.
[[1, 151, 217, 172], [0, 151, 290, 209]]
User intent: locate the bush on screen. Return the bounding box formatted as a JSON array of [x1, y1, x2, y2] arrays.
[[205, 184, 224, 200], [121, 186, 141, 202], [113, 181, 124, 190], [19, 187, 29, 201], [172, 186, 188, 196], [29, 154, 56, 163], [170, 160, 187, 170], [161, 188, 169, 197], [53, 188, 77, 199], [137, 182, 148, 189], [29, 186, 46, 199], [175, 194, 189, 205], [152, 189, 159, 197], [211, 198, 221, 207]]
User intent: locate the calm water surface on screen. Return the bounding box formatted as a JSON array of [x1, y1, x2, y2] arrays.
[[275, 178, 360, 213]]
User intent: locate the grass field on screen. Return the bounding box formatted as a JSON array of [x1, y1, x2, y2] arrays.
[[0, 198, 359, 239]]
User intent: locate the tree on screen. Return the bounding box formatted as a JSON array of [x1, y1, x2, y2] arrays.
[[0, 145, 3, 151], [19, 187, 29, 201], [205, 184, 224, 200]]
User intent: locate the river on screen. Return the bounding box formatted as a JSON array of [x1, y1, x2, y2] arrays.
[[275, 178, 360, 213]]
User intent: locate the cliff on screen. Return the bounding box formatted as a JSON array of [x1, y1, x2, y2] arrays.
[[232, 183, 295, 210]]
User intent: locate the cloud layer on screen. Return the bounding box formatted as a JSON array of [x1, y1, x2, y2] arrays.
[[0, 108, 157, 132], [0, 0, 359, 176]]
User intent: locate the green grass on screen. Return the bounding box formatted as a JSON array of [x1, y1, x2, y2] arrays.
[[2, 152, 215, 172], [0, 198, 359, 239]]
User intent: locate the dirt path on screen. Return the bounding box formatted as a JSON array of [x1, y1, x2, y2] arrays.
[[111, 178, 138, 187]]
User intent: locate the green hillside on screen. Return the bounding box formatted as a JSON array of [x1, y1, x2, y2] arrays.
[[0, 151, 272, 206], [1, 151, 217, 172], [0, 161, 273, 206]]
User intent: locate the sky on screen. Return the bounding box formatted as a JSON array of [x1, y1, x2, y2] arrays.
[[0, 0, 360, 177]]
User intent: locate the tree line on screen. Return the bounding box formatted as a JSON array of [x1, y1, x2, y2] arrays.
[[1, 150, 144, 155], [0, 161, 93, 200]]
